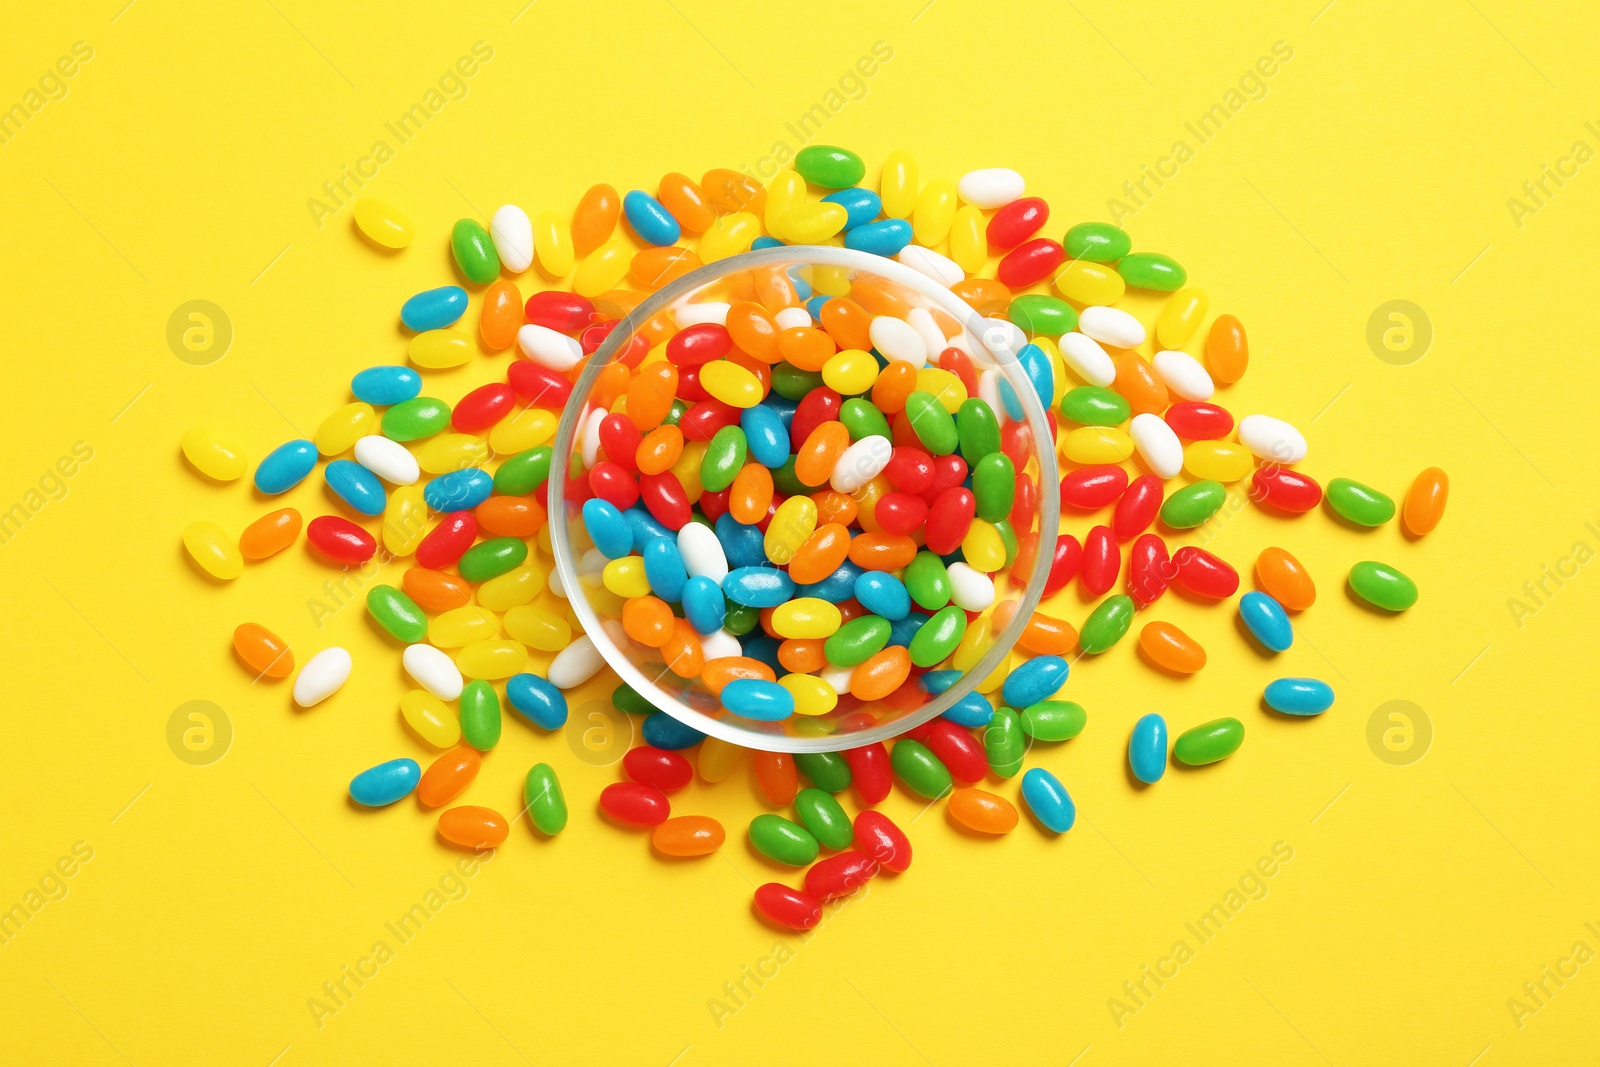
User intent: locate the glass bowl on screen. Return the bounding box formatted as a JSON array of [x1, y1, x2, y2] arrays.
[[548, 246, 1060, 752]]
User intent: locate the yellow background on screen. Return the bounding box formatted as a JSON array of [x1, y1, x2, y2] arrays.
[[2, 1, 1596, 1063]]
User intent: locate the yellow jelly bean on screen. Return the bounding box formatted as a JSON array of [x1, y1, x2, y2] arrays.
[[478, 563, 545, 610], [699, 211, 760, 263], [1029, 335, 1068, 405], [698, 736, 745, 782], [401, 689, 460, 748], [536, 524, 554, 554], [574, 238, 632, 298], [181, 428, 245, 481], [457, 639, 528, 680], [915, 368, 967, 413], [669, 441, 707, 503], [811, 265, 852, 297], [950, 205, 986, 273], [488, 406, 556, 454], [880, 149, 918, 219], [353, 197, 413, 248], [952, 616, 993, 672], [771, 598, 842, 640], [1054, 259, 1126, 306], [794, 716, 837, 738], [409, 329, 473, 369], [700, 360, 763, 408], [779, 673, 839, 717], [534, 211, 574, 277], [314, 402, 375, 456], [603, 556, 652, 599], [780, 203, 849, 244], [764, 170, 806, 237], [912, 178, 957, 246], [382, 485, 428, 556], [821, 349, 879, 396], [1063, 425, 1135, 464], [764, 497, 818, 565], [1183, 440, 1254, 483], [415, 434, 488, 475], [1156, 287, 1209, 349], [960, 520, 1006, 574], [183, 520, 243, 580], [503, 605, 571, 652], [976, 650, 1009, 694], [429, 606, 500, 648]]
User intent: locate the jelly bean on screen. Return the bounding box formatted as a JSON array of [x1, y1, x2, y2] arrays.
[[306, 516, 376, 565], [382, 397, 451, 442], [724, 566, 795, 608], [1238, 414, 1308, 464], [254, 439, 316, 495], [941, 690, 996, 729], [1059, 386, 1130, 427], [1252, 467, 1322, 514], [1112, 353, 1169, 417], [1127, 532, 1170, 607], [1059, 332, 1116, 387], [183, 520, 243, 580], [785, 788, 849, 851], [891, 739, 952, 798], [820, 615, 888, 666], [532, 210, 574, 276], [998, 240, 1066, 290], [908, 605, 965, 667], [1152, 349, 1214, 402], [1403, 467, 1448, 536], [1174, 717, 1243, 766], [419, 747, 481, 808], [1013, 610, 1078, 656], [405, 568, 471, 612], [1138, 621, 1205, 674], [1155, 287, 1209, 349], [622, 189, 680, 246], [749, 814, 819, 865], [404, 643, 463, 700], [1183, 440, 1253, 483], [1164, 551, 1233, 604], [325, 459, 386, 516], [451, 218, 499, 283], [352, 435, 419, 487], [567, 183, 620, 257], [1061, 465, 1128, 509], [233, 622, 293, 680], [365, 584, 426, 643], [181, 428, 246, 482], [912, 177, 958, 246], [804, 849, 879, 900], [601, 782, 671, 828], [1265, 678, 1335, 716], [1039, 533, 1083, 596], [654, 172, 714, 234], [1327, 478, 1395, 527], [1064, 221, 1131, 262], [642, 712, 705, 750], [945, 787, 1015, 834], [414, 512, 475, 571], [349, 758, 421, 807], [458, 680, 502, 750], [1079, 594, 1135, 654], [1160, 480, 1226, 528], [353, 197, 413, 248], [401, 286, 468, 331], [845, 218, 913, 256], [1256, 547, 1315, 611], [950, 204, 986, 271], [452, 383, 516, 434], [653, 815, 725, 857], [1002, 655, 1069, 707], [580, 499, 630, 560], [621, 746, 692, 794], [1118, 252, 1186, 291], [398, 689, 457, 748], [485, 204, 533, 274], [982, 709, 1025, 778], [985, 195, 1047, 249], [1020, 699, 1085, 741], [294, 647, 352, 707], [437, 806, 509, 848], [458, 537, 527, 583], [423, 468, 492, 513], [524, 763, 567, 835], [1020, 768, 1075, 833], [1080, 524, 1119, 596], [1164, 401, 1234, 441], [720, 678, 795, 721], [1079, 305, 1146, 349], [796, 145, 865, 188], [351, 365, 421, 406], [1128, 713, 1168, 784], [794, 751, 852, 793], [408, 329, 472, 369], [1113, 475, 1162, 540], [1349, 560, 1418, 611], [754, 883, 823, 930], [1206, 314, 1248, 384]]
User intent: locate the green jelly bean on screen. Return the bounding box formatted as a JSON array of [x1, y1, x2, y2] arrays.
[[772, 456, 808, 497], [909, 605, 967, 668], [1064, 221, 1132, 263], [1021, 700, 1087, 741], [524, 763, 567, 834], [972, 454, 1016, 523], [1327, 478, 1396, 527], [700, 425, 747, 493], [382, 397, 451, 442], [794, 145, 865, 189], [994, 519, 1019, 568], [1348, 561, 1418, 611], [840, 398, 891, 440], [460, 679, 502, 750], [1174, 717, 1244, 766], [793, 787, 853, 850], [613, 683, 655, 716], [794, 751, 852, 793], [723, 600, 759, 636], [1118, 252, 1187, 291], [458, 536, 527, 582], [1080, 594, 1135, 654], [366, 584, 427, 642], [891, 739, 952, 799], [451, 218, 500, 284], [1008, 294, 1078, 337], [749, 814, 820, 865], [904, 551, 952, 611], [772, 362, 824, 400], [984, 708, 1025, 778], [824, 615, 891, 667], [1160, 480, 1226, 529], [662, 399, 689, 426], [956, 398, 1001, 463], [1059, 386, 1130, 426], [493, 446, 553, 496], [903, 390, 959, 456]]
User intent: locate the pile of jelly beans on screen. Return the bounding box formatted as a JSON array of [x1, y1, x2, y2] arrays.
[[181, 145, 1446, 931]]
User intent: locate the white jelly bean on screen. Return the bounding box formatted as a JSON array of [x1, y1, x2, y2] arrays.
[[869, 316, 927, 367], [403, 643, 463, 700], [774, 306, 811, 330], [548, 565, 567, 599], [947, 562, 996, 611], [699, 629, 742, 662], [1151, 350, 1214, 401], [1078, 306, 1145, 349], [897, 245, 963, 287], [830, 435, 893, 493], [1130, 413, 1183, 479], [516, 324, 582, 371], [977, 317, 1025, 360], [549, 635, 604, 689], [957, 168, 1025, 209], [1060, 332, 1116, 387], [977, 369, 1008, 424], [907, 307, 948, 362], [293, 647, 352, 708], [353, 435, 420, 485], [1239, 414, 1308, 464], [678, 521, 729, 582], [673, 301, 729, 326], [820, 662, 855, 693], [580, 407, 606, 468], [490, 204, 534, 273]]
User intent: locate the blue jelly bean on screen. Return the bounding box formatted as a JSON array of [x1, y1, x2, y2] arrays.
[[844, 218, 912, 256], [805, 294, 829, 321], [761, 393, 798, 430], [324, 459, 386, 516], [424, 467, 493, 512], [642, 536, 688, 602], [349, 758, 420, 807], [351, 365, 421, 406], [583, 499, 633, 559], [506, 674, 568, 730], [682, 576, 726, 635], [723, 566, 794, 608], [786, 266, 812, 301], [853, 571, 911, 621], [941, 691, 995, 728], [715, 514, 768, 568], [400, 285, 468, 331], [719, 679, 795, 721], [254, 439, 317, 495], [623, 190, 681, 246], [795, 560, 863, 603], [888, 612, 929, 649], [1001, 655, 1069, 708], [750, 236, 784, 250], [997, 377, 1025, 422], [1128, 713, 1167, 784], [740, 405, 791, 468], [919, 669, 961, 695], [1264, 678, 1334, 716], [624, 508, 673, 551], [822, 187, 883, 229], [1239, 591, 1293, 652], [642, 711, 705, 750], [1021, 767, 1076, 833], [740, 634, 785, 676], [1017, 343, 1054, 410]]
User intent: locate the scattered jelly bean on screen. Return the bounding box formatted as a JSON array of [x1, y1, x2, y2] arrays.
[[1064, 221, 1131, 262], [525, 763, 567, 835], [353, 198, 413, 248], [419, 747, 481, 808], [233, 622, 293, 679], [794, 787, 853, 850], [254, 439, 316, 495], [459, 680, 502, 750], [642, 711, 706, 750], [891, 739, 952, 798], [1404, 467, 1448, 536], [1138, 621, 1205, 674], [1160, 480, 1226, 529], [294, 647, 352, 708], [1002, 655, 1069, 707], [183, 520, 243, 580], [1265, 678, 1335, 716], [507, 673, 568, 730], [796, 145, 865, 189], [1118, 252, 1186, 291], [653, 815, 725, 857], [366, 584, 427, 642], [1173, 718, 1244, 766], [1078, 595, 1135, 654], [350, 758, 421, 807], [325, 459, 386, 516], [1019, 700, 1085, 741], [1172, 546, 1238, 599], [401, 286, 468, 331], [1239, 591, 1293, 652], [307, 516, 376, 564], [754, 883, 823, 930], [750, 813, 819, 865], [438, 806, 510, 848], [1348, 561, 1418, 611], [1252, 467, 1323, 513], [1256, 547, 1315, 611], [1020, 768, 1075, 833], [1327, 478, 1396, 527], [601, 782, 671, 827], [1128, 713, 1168, 784], [351, 365, 421, 406], [947, 787, 1017, 834], [451, 219, 500, 283], [984, 709, 1025, 778]]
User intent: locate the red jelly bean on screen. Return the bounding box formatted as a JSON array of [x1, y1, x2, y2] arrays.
[[924, 720, 986, 783], [524, 290, 595, 332], [853, 811, 912, 873], [938, 347, 978, 396], [507, 362, 574, 409], [1172, 546, 1240, 599], [1009, 473, 1038, 530], [790, 387, 843, 447], [415, 512, 476, 569], [1061, 465, 1129, 509], [675, 365, 711, 403], [920, 454, 968, 507], [599, 782, 670, 826], [842, 743, 892, 805], [678, 399, 740, 443], [638, 472, 692, 529], [1042, 533, 1082, 596], [923, 487, 975, 554], [754, 883, 823, 930], [987, 196, 1049, 250], [698, 486, 731, 522], [1113, 474, 1163, 540], [588, 462, 640, 509], [623, 747, 693, 793], [803, 851, 878, 900], [1164, 401, 1235, 440], [874, 491, 928, 537], [598, 414, 643, 473], [883, 446, 935, 493], [1127, 533, 1171, 607], [306, 515, 376, 564], [451, 383, 515, 434], [996, 237, 1065, 289], [1000, 420, 1033, 470], [665, 323, 732, 366], [578, 319, 615, 355], [1252, 468, 1323, 513], [1080, 524, 1118, 596]]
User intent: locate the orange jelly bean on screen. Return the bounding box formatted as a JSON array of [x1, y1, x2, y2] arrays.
[[778, 638, 827, 673], [437, 805, 509, 849], [1255, 547, 1316, 610], [948, 787, 1019, 834], [572, 183, 620, 256], [726, 301, 780, 363], [701, 656, 777, 695], [753, 751, 798, 806], [702, 168, 766, 216], [777, 326, 836, 372], [239, 507, 302, 560], [622, 595, 675, 647], [1016, 611, 1079, 656], [591, 361, 630, 409], [630, 246, 702, 288], [728, 350, 772, 397], [404, 567, 472, 611], [819, 297, 873, 350], [1113, 352, 1170, 416], [754, 265, 801, 312], [476, 496, 545, 537], [626, 363, 679, 431], [848, 532, 917, 570], [1403, 467, 1448, 537], [794, 422, 850, 486], [729, 463, 774, 524], [1205, 313, 1248, 384], [661, 619, 705, 678], [637, 424, 684, 475], [870, 361, 917, 414], [479, 279, 523, 351], [233, 622, 293, 679], [419, 747, 481, 808], [652, 815, 726, 857], [788, 523, 851, 585], [811, 489, 857, 527], [658, 172, 715, 233], [850, 475, 891, 533], [851, 646, 911, 701], [1138, 621, 1207, 674], [851, 275, 911, 318], [948, 277, 1011, 316]]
